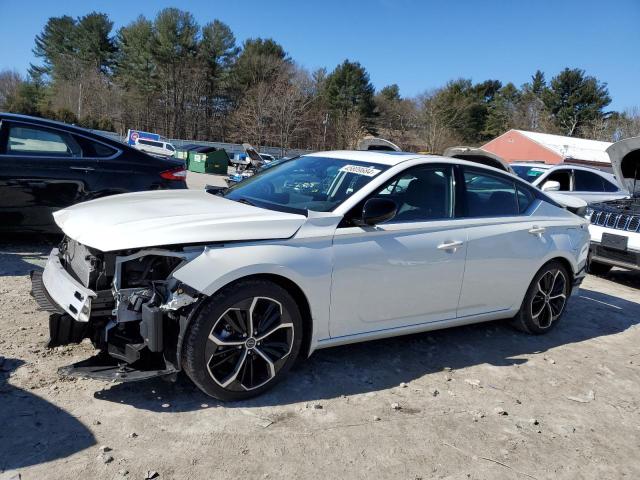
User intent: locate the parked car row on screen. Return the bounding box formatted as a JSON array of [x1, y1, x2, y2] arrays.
[[0, 113, 187, 233], [0, 112, 631, 401]]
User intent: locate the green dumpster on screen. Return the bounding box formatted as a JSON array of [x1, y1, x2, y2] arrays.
[[174, 147, 190, 164], [175, 144, 200, 168], [187, 149, 229, 174]]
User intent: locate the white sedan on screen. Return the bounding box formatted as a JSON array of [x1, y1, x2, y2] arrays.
[[32, 151, 590, 400]]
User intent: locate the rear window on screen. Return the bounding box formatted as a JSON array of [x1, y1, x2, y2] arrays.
[[513, 165, 548, 183]]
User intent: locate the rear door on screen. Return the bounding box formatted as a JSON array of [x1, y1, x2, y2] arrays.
[[457, 167, 553, 316], [0, 120, 95, 231]]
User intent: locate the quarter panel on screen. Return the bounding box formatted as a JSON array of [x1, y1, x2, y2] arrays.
[[172, 238, 335, 345], [457, 202, 587, 316]]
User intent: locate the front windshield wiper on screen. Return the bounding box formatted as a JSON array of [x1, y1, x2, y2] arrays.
[[235, 197, 256, 207]]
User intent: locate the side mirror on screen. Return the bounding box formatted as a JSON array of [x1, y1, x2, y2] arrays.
[[361, 198, 397, 226], [541, 180, 561, 192]]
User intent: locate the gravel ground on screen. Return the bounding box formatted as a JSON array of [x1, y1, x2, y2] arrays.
[[186, 170, 227, 190], [1, 240, 639, 480]]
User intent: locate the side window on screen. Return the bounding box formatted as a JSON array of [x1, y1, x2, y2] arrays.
[[376, 166, 454, 222], [602, 178, 619, 192], [463, 168, 519, 217], [516, 185, 535, 214], [7, 124, 81, 157], [544, 169, 571, 191], [75, 136, 118, 157], [341, 165, 454, 226], [573, 170, 605, 192]]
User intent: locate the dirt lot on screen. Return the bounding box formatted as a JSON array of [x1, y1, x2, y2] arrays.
[[1, 239, 640, 480]]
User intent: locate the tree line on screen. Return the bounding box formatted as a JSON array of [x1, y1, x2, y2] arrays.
[[0, 8, 638, 154]]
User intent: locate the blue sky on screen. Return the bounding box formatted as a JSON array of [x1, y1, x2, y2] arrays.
[[0, 0, 638, 111]]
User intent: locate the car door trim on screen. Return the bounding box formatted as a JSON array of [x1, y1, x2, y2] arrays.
[[317, 307, 512, 344]]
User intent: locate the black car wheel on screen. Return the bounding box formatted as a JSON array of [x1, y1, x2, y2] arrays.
[[182, 279, 303, 401], [511, 261, 570, 334]]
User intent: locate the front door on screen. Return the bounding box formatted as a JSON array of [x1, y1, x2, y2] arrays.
[[329, 165, 467, 339]]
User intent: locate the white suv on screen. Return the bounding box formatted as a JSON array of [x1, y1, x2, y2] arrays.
[[512, 163, 627, 204], [133, 138, 176, 157], [587, 137, 640, 274]]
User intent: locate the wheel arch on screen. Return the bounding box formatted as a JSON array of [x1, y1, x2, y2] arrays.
[[177, 273, 314, 370]]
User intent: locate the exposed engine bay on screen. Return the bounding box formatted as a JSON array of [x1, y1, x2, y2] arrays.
[[31, 237, 204, 381], [590, 196, 640, 214]]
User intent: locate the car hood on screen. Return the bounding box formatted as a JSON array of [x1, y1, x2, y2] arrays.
[[53, 190, 307, 252], [607, 136, 640, 196]]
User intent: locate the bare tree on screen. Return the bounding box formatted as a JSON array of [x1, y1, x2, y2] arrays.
[[268, 68, 316, 156], [0, 70, 23, 109], [415, 89, 465, 153]]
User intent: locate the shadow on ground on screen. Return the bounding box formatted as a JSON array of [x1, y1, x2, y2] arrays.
[[0, 357, 95, 471], [0, 235, 56, 277], [94, 286, 640, 411], [597, 268, 640, 289]]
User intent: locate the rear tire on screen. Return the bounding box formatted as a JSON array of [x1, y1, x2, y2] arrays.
[[588, 260, 612, 276], [182, 279, 303, 401], [511, 261, 570, 334]]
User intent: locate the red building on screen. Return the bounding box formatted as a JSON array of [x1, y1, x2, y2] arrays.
[[481, 129, 612, 166]]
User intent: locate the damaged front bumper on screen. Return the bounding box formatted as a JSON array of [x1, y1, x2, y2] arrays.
[[37, 248, 96, 322], [30, 244, 201, 383]]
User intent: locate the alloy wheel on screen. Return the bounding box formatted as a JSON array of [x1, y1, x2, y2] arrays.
[[530, 268, 567, 329], [205, 296, 294, 391]]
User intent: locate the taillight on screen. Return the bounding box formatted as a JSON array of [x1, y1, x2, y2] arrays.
[[160, 166, 187, 181]]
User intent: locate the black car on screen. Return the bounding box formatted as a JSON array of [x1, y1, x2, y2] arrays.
[[0, 113, 187, 233]]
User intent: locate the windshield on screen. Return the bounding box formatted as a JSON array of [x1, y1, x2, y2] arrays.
[[223, 156, 389, 214], [512, 165, 548, 183]]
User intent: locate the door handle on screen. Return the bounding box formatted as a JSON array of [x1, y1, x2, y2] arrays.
[[437, 240, 464, 250], [70, 166, 95, 172], [528, 226, 546, 236]]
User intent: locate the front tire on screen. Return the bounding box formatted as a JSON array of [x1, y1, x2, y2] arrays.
[[511, 261, 570, 334], [182, 279, 303, 401]]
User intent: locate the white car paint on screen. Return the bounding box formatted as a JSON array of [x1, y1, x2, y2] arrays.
[[48, 151, 590, 356], [512, 162, 627, 203], [589, 224, 640, 252], [587, 136, 640, 271], [133, 138, 176, 157], [53, 189, 307, 251]]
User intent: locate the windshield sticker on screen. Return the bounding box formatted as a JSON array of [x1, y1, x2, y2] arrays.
[[339, 165, 382, 177], [530, 168, 546, 174]]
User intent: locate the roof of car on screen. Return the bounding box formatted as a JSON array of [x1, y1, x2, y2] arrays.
[[1, 112, 87, 130]]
